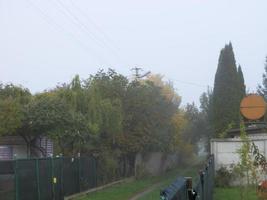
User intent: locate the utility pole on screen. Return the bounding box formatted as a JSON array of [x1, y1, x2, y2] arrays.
[[131, 67, 142, 80], [131, 67, 151, 81]]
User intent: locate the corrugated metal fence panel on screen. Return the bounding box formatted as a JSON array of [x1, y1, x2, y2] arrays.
[[0, 160, 15, 200], [62, 157, 79, 196], [0, 156, 131, 200], [193, 155, 215, 200], [80, 157, 97, 191], [39, 159, 53, 200], [0, 160, 14, 174], [15, 159, 39, 200], [0, 174, 14, 200]]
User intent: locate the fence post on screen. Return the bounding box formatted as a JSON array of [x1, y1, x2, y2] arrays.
[[14, 159, 18, 200], [51, 157, 55, 200], [206, 164, 210, 200], [61, 156, 64, 200], [186, 177, 193, 200], [200, 170, 204, 200], [35, 159, 41, 200], [95, 157, 98, 187], [78, 156, 81, 193], [210, 155, 214, 200]]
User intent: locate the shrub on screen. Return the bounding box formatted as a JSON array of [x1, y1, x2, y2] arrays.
[[215, 166, 233, 187], [97, 151, 121, 184]]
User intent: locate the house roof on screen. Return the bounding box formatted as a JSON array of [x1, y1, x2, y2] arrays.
[[0, 136, 26, 145], [227, 123, 267, 137]]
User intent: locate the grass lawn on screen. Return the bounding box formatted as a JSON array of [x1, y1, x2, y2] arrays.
[[138, 167, 198, 200], [75, 164, 199, 200], [214, 187, 258, 200]]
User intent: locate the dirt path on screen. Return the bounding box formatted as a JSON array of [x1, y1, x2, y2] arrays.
[[128, 182, 163, 200]]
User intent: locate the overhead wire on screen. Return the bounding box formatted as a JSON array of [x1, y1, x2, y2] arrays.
[[57, 0, 125, 64], [51, 0, 101, 46], [51, 0, 118, 57], [167, 77, 211, 88], [69, 0, 120, 52], [23, 0, 210, 88], [25, 0, 110, 66]]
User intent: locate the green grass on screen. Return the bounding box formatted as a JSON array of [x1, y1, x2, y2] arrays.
[[138, 167, 198, 200], [75, 165, 199, 200], [214, 187, 258, 200], [76, 178, 155, 200]]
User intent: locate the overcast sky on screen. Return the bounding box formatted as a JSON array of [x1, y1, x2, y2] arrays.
[[1, 0, 267, 106]]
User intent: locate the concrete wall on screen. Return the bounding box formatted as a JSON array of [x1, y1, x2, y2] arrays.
[[135, 152, 180, 176], [210, 134, 267, 170]]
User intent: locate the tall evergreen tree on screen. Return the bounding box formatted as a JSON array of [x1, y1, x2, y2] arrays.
[[257, 57, 267, 99], [237, 65, 246, 99], [213, 43, 244, 135]]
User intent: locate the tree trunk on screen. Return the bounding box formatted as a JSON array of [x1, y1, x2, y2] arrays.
[[127, 153, 136, 176], [27, 142, 31, 158]]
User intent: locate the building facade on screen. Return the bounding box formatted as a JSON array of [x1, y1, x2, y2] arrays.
[[0, 136, 53, 160]]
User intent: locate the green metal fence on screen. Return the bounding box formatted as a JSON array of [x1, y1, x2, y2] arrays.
[[0, 156, 123, 200], [13, 157, 97, 200], [194, 155, 215, 200], [160, 155, 215, 200], [0, 160, 14, 200]]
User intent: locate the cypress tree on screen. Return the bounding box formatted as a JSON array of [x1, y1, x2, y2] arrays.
[[237, 65, 246, 99], [257, 57, 267, 99], [213, 43, 244, 135]]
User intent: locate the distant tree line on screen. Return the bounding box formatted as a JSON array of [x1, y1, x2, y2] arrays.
[[188, 42, 267, 145], [183, 43, 246, 145], [0, 69, 194, 176], [1, 42, 266, 168]]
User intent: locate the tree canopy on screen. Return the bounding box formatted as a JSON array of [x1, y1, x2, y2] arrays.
[[0, 70, 191, 171]]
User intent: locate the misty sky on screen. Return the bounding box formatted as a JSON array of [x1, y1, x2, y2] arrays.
[[1, 0, 267, 106]]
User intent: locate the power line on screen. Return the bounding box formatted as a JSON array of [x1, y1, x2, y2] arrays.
[[128, 68, 210, 88], [53, 0, 102, 45], [69, 0, 120, 52], [52, 0, 117, 57], [25, 0, 110, 65], [167, 77, 212, 88], [58, 0, 124, 64]]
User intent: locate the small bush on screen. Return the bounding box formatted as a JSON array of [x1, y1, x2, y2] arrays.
[[135, 163, 148, 179], [97, 151, 121, 184], [215, 166, 233, 187]]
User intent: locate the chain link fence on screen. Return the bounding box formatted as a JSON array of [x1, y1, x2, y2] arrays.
[[0, 156, 130, 200], [160, 155, 215, 200]]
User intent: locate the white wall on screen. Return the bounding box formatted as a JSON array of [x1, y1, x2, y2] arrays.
[[210, 135, 267, 170]]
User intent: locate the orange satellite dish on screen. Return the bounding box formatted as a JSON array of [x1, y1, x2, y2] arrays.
[[240, 94, 266, 120]]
